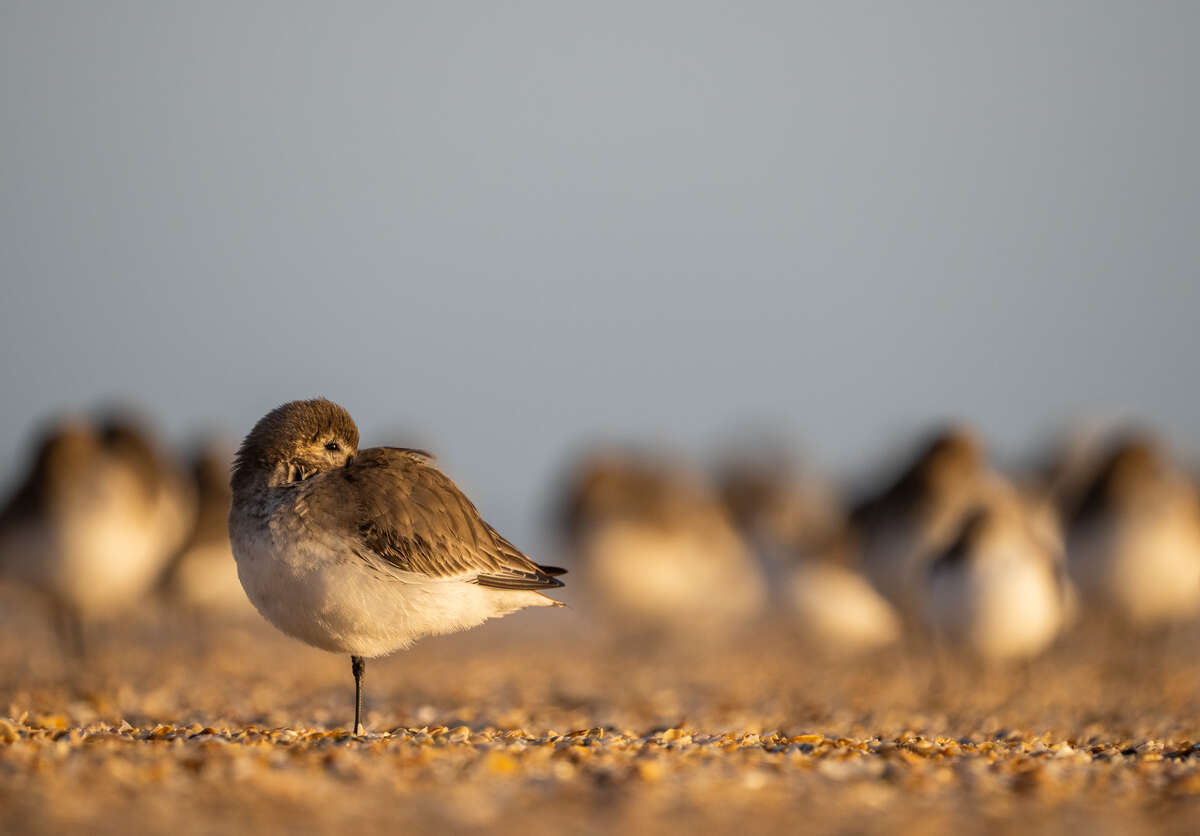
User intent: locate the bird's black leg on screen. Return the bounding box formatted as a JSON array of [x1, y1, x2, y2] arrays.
[[55, 604, 85, 661], [351, 655, 366, 735]]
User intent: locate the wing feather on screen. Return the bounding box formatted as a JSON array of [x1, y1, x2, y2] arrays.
[[304, 447, 564, 591]]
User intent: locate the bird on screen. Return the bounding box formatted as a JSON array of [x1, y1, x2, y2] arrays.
[[161, 439, 253, 613], [227, 398, 565, 735], [783, 560, 902, 654], [0, 413, 192, 655], [97, 412, 196, 575], [850, 425, 1001, 620], [713, 438, 899, 653], [922, 491, 1074, 663], [555, 447, 764, 635], [1066, 433, 1200, 628]]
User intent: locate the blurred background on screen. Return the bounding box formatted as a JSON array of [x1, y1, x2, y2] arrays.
[[3, 0, 1198, 554]]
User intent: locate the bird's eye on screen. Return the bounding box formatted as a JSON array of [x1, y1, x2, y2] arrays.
[[325, 441, 341, 452]]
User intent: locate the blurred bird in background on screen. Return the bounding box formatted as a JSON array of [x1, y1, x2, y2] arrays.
[[1066, 432, 1200, 630], [921, 490, 1074, 664], [555, 447, 766, 638], [714, 438, 899, 654], [160, 438, 252, 615], [849, 426, 1004, 623], [0, 412, 193, 655], [0, 402, 1195, 677]]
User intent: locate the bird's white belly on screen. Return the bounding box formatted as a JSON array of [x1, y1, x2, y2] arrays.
[[1072, 515, 1200, 626], [231, 522, 550, 657], [580, 520, 765, 630], [0, 506, 168, 617], [926, 554, 1062, 662], [786, 563, 899, 653]]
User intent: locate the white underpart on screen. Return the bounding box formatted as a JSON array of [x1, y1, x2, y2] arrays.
[[169, 543, 255, 613], [1070, 496, 1200, 627], [924, 547, 1064, 662], [580, 519, 765, 630], [860, 472, 1008, 620], [230, 501, 556, 658], [0, 465, 179, 617], [786, 563, 899, 653]]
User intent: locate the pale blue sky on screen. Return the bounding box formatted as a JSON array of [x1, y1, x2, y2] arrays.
[[2, 1, 1198, 546]]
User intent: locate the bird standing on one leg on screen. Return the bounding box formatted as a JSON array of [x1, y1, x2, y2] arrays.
[[228, 398, 565, 735]]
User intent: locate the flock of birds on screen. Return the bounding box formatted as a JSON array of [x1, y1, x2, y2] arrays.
[[557, 423, 1200, 662], [1, 406, 1200, 671]]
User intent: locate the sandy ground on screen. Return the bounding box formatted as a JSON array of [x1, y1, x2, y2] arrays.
[[0, 584, 1198, 835]]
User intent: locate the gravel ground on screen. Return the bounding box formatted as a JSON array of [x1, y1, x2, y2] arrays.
[[1, 587, 1198, 835]]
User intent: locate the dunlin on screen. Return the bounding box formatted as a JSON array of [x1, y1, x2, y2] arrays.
[[1066, 434, 1200, 627], [714, 440, 898, 653], [783, 561, 901, 654], [0, 414, 191, 654], [922, 494, 1073, 663], [556, 448, 764, 634], [851, 426, 1000, 618], [98, 414, 195, 571], [228, 399, 565, 734]]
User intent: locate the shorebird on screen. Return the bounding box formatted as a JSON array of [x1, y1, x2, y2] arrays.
[[850, 425, 1001, 619], [228, 398, 565, 734], [98, 413, 195, 571], [714, 440, 898, 653], [162, 439, 252, 613], [0, 414, 192, 654], [922, 492, 1074, 663], [783, 560, 901, 654], [556, 447, 764, 635], [1066, 434, 1200, 628]]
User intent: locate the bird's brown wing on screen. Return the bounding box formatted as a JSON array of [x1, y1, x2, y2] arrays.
[[302, 447, 564, 590]]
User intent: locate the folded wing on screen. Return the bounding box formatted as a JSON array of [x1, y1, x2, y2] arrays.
[[304, 447, 564, 591]]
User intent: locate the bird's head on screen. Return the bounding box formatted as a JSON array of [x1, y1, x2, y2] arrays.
[[29, 418, 102, 493], [915, 425, 985, 496], [1081, 432, 1168, 513], [233, 398, 359, 491]]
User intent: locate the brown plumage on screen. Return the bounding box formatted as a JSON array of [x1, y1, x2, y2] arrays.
[[305, 447, 564, 591], [849, 424, 1000, 617]]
